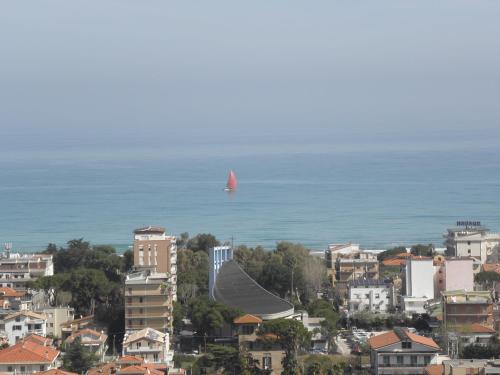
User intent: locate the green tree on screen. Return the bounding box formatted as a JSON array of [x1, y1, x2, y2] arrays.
[[377, 246, 407, 261], [475, 271, 500, 288], [261, 319, 311, 375], [410, 244, 434, 257], [63, 337, 98, 374], [307, 361, 322, 375], [186, 233, 220, 253], [122, 249, 134, 273]]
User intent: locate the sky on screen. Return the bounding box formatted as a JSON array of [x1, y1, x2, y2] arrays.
[[1, 0, 500, 160]]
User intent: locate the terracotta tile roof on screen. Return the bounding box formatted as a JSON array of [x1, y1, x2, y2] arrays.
[[0, 287, 25, 298], [117, 355, 144, 364], [118, 365, 164, 375], [234, 314, 263, 324], [468, 323, 496, 333], [0, 340, 59, 364], [88, 362, 117, 375], [368, 330, 440, 350], [123, 328, 165, 345], [65, 328, 107, 344], [424, 364, 443, 375], [382, 258, 406, 267], [482, 263, 500, 273], [406, 331, 440, 349], [4, 310, 46, 321], [368, 331, 400, 349], [60, 315, 94, 327], [37, 369, 78, 375], [23, 334, 53, 346]]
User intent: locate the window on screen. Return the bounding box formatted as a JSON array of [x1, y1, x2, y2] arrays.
[[365, 294, 370, 298], [424, 355, 431, 365], [411, 356, 417, 366], [40, 365, 45, 371], [128, 288, 132, 294], [15, 317, 20, 322], [128, 320, 132, 326], [468, 249, 471, 254], [50, 323, 54, 327], [383, 356, 390, 365], [397, 356, 403, 365], [140, 308, 144, 314], [153, 353, 159, 362], [375, 294, 380, 299], [127, 297, 132, 304], [139, 297, 143, 303], [263, 355, 272, 370], [7, 367, 12, 372], [242, 325, 254, 335], [468, 241, 471, 246], [136, 342, 142, 349], [402, 341, 412, 349], [20, 366, 25, 372], [13, 325, 22, 331], [35, 324, 41, 330], [140, 319, 144, 326]]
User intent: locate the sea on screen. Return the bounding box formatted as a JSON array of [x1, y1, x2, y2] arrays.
[[1, 148, 499, 253]]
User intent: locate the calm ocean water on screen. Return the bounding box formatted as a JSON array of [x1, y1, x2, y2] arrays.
[[0, 149, 499, 252]]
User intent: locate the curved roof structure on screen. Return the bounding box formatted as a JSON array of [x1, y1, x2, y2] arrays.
[[213, 260, 294, 320]]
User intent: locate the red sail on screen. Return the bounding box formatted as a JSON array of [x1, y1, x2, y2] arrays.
[[226, 170, 237, 190]]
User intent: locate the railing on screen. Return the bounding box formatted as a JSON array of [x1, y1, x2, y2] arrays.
[[379, 363, 425, 368]]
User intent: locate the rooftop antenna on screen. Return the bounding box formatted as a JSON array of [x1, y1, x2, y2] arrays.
[[4, 243, 12, 259]]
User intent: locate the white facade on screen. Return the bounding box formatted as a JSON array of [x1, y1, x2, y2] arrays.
[[404, 258, 435, 315], [445, 225, 500, 263], [123, 327, 173, 366], [209, 246, 233, 299], [4, 312, 47, 345], [0, 253, 53, 290], [348, 280, 394, 313]]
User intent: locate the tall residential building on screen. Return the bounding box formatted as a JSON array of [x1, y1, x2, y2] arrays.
[[126, 227, 177, 336], [0, 251, 54, 290], [208, 246, 233, 299], [133, 226, 177, 301], [125, 269, 173, 334], [444, 222, 500, 263], [434, 258, 474, 297], [442, 290, 494, 332], [403, 258, 435, 315]]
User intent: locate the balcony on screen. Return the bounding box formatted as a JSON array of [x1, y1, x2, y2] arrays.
[[125, 346, 163, 353]]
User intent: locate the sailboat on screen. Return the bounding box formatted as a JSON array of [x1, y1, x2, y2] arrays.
[[224, 170, 237, 191]]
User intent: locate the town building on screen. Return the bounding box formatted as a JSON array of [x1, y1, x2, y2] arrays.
[[3, 310, 47, 345], [445, 222, 500, 263], [0, 338, 59, 374], [434, 258, 474, 297], [0, 251, 54, 290], [125, 269, 174, 334], [122, 327, 173, 366], [425, 359, 500, 375], [59, 315, 99, 340], [403, 258, 435, 315], [37, 369, 78, 375], [233, 314, 285, 374], [133, 226, 177, 300], [348, 280, 395, 313], [65, 328, 109, 362], [442, 290, 494, 332], [41, 306, 75, 339], [368, 328, 440, 375], [0, 287, 28, 310], [213, 260, 294, 320], [208, 246, 233, 299]]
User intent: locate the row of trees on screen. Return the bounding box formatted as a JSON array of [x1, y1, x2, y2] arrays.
[[377, 243, 435, 261]]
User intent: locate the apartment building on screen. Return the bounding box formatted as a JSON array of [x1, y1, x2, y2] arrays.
[[368, 328, 440, 375], [233, 314, 285, 374], [65, 329, 109, 362], [125, 269, 174, 334], [403, 258, 435, 315], [348, 280, 395, 313], [445, 222, 500, 263], [41, 306, 75, 338], [442, 290, 494, 332], [3, 311, 47, 345], [122, 327, 173, 366], [435, 258, 474, 297], [133, 226, 177, 300], [0, 252, 53, 290]]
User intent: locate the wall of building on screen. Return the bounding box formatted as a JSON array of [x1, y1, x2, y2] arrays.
[[406, 259, 434, 299]]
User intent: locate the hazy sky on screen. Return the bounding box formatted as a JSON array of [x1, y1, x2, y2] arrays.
[[1, 1, 499, 159]]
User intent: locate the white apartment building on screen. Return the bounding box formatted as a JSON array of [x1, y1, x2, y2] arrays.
[[0, 252, 53, 290], [209, 246, 233, 299], [445, 222, 500, 263], [348, 280, 395, 313], [403, 258, 435, 315], [3, 311, 47, 345], [122, 327, 173, 366], [368, 328, 440, 375]]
